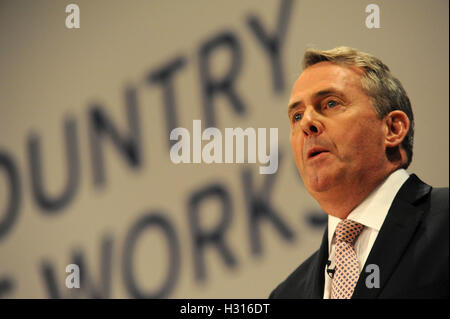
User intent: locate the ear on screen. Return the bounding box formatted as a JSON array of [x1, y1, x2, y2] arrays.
[[384, 110, 410, 148]]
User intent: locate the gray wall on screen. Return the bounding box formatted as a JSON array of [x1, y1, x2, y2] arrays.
[[0, 0, 448, 298]]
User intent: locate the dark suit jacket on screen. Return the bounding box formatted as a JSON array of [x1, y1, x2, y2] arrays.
[[270, 174, 449, 299]]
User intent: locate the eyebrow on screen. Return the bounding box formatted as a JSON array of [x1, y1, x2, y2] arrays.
[[288, 88, 342, 113]]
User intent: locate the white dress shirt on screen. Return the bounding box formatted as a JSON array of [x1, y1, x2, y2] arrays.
[[323, 169, 410, 299]]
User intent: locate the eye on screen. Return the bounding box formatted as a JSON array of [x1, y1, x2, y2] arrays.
[[326, 100, 339, 108], [294, 113, 302, 122]]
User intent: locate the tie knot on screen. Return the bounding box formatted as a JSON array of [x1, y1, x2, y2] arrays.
[[334, 219, 364, 245]]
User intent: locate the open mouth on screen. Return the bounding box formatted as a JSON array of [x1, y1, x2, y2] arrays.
[[307, 148, 329, 159], [311, 151, 325, 157]]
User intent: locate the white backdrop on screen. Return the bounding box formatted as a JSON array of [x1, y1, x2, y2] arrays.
[[0, 0, 448, 298]]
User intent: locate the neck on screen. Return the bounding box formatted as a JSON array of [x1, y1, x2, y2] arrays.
[[312, 167, 399, 219]]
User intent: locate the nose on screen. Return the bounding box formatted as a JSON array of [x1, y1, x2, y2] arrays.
[[300, 107, 324, 136]]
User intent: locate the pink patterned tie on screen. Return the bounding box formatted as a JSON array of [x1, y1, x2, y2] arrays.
[[331, 219, 364, 299]]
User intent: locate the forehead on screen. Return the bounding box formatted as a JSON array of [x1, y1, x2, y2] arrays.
[[289, 62, 365, 105]]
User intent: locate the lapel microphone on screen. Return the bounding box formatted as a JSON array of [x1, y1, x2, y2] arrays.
[[326, 260, 336, 278]]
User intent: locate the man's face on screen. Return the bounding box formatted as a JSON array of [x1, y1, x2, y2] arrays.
[[289, 62, 388, 197]]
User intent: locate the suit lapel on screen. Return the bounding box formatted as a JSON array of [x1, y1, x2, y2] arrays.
[[352, 174, 431, 298], [308, 227, 329, 298]]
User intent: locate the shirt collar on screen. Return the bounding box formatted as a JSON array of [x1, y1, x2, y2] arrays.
[[327, 169, 410, 251]]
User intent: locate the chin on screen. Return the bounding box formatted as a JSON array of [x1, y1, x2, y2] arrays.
[[304, 174, 334, 193]]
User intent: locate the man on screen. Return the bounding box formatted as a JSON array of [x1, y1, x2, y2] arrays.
[[270, 47, 448, 299]]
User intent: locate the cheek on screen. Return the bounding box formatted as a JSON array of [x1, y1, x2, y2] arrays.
[[345, 123, 385, 162], [290, 132, 304, 164]]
